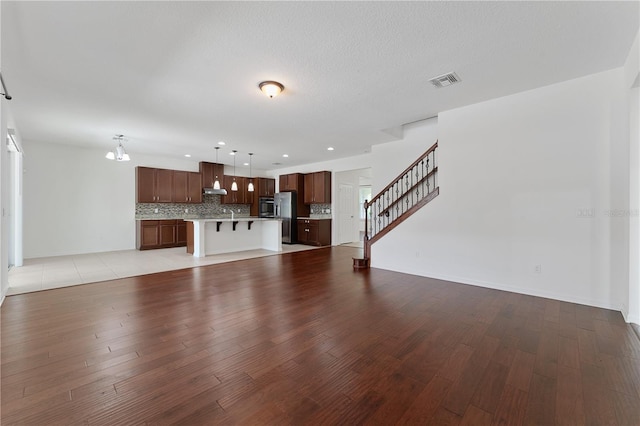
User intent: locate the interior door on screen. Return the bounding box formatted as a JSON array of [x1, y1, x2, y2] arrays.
[[338, 183, 355, 244]]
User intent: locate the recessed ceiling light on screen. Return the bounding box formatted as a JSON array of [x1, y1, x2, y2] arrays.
[[230, 151, 236, 155], [282, 154, 289, 158], [243, 162, 249, 166], [184, 154, 191, 157], [218, 141, 226, 146], [327, 147, 334, 151]]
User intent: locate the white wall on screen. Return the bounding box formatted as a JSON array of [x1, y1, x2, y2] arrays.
[[22, 140, 203, 258], [372, 69, 626, 311], [609, 70, 631, 319], [625, 30, 640, 324], [0, 2, 7, 303], [269, 153, 372, 181], [372, 118, 438, 190], [629, 86, 639, 324]]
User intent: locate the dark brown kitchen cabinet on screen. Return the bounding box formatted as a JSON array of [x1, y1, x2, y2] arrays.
[[137, 220, 187, 250], [221, 175, 248, 204], [257, 178, 276, 197], [304, 171, 331, 204], [159, 221, 176, 246], [296, 218, 331, 246], [136, 167, 173, 203], [199, 161, 225, 191], [279, 173, 304, 192], [173, 171, 202, 203], [139, 220, 160, 248]]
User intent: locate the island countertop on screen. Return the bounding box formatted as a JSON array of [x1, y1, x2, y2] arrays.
[[183, 217, 279, 223], [136, 215, 270, 221], [186, 217, 282, 257]]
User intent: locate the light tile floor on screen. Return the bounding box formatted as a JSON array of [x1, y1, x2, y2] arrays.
[[8, 245, 319, 296]]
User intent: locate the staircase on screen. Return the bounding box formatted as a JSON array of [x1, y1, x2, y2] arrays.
[[353, 141, 439, 269]]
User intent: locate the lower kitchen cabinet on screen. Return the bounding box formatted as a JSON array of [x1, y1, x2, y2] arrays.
[[297, 218, 331, 246], [137, 220, 187, 250]]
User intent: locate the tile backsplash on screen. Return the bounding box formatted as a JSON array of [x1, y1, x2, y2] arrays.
[[136, 197, 332, 220], [309, 203, 332, 218], [136, 195, 250, 219]]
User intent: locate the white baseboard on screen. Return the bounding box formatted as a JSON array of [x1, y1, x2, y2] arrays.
[[624, 312, 640, 325], [372, 264, 620, 313]]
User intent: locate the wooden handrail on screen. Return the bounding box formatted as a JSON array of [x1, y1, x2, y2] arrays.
[[361, 140, 439, 264], [368, 140, 437, 207]]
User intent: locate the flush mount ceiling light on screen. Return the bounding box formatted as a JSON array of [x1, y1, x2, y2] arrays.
[[259, 81, 284, 98], [247, 153, 254, 192], [106, 134, 130, 161]]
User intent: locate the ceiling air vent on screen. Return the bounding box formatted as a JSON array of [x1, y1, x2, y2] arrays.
[[429, 72, 461, 88]]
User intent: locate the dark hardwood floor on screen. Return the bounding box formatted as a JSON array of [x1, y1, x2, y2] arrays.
[[2, 246, 639, 425]]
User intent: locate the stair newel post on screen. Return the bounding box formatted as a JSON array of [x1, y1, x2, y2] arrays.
[[363, 199, 369, 259]]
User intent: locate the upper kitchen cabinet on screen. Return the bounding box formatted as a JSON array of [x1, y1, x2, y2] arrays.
[[304, 171, 331, 204], [136, 167, 173, 203], [257, 178, 276, 197], [199, 161, 225, 191], [279, 173, 304, 192], [221, 175, 247, 204], [173, 171, 202, 203]]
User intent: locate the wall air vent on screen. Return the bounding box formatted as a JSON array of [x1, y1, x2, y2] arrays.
[[429, 72, 461, 88]]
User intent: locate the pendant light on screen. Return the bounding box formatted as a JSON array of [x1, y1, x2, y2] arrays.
[[106, 134, 130, 161], [213, 147, 221, 190], [247, 153, 254, 192], [231, 150, 238, 191]]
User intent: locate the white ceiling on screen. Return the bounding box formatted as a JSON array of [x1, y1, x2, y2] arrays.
[[2, 1, 638, 170]]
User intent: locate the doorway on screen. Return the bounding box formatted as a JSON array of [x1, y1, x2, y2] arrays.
[[334, 168, 372, 246]]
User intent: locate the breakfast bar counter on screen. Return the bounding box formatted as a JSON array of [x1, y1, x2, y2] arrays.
[[183, 217, 282, 257]]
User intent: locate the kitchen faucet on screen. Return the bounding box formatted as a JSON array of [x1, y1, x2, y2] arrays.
[[222, 208, 235, 220]]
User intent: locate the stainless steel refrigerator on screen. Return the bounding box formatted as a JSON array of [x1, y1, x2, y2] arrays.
[[274, 192, 297, 244]]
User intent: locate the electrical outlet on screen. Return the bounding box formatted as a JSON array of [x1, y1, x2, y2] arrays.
[[534, 265, 542, 274], [222, 208, 226, 213], [154, 208, 158, 214], [185, 208, 189, 213]]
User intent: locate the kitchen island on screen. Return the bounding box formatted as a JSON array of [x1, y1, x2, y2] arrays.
[[184, 217, 282, 257]]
